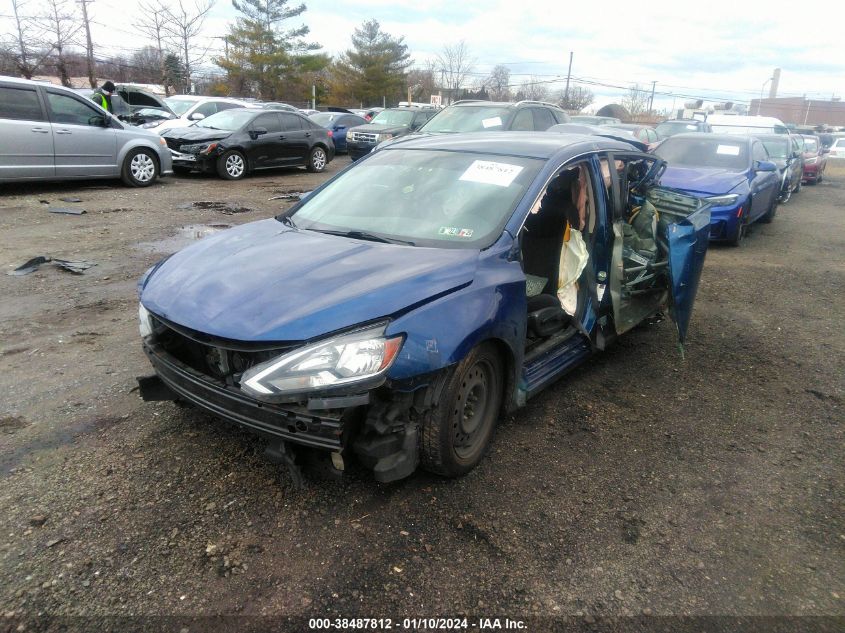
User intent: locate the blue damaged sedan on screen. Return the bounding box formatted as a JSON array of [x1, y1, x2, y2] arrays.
[[653, 133, 780, 246], [137, 133, 710, 482]]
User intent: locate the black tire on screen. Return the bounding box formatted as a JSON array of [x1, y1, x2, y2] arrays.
[[420, 343, 504, 477], [728, 214, 746, 247], [306, 146, 328, 173], [217, 150, 247, 180], [793, 178, 801, 194], [760, 196, 778, 223], [121, 148, 159, 187]]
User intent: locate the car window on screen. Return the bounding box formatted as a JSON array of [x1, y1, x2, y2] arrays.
[[417, 106, 511, 133], [648, 129, 658, 142], [193, 101, 218, 117], [288, 148, 543, 249], [0, 86, 44, 121], [253, 113, 281, 133], [511, 109, 534, 131], [370, 110, 415, 126], [654, 137, 750, 171], [752, 142, 768, 162], [45, 91, 103, 125], [279, 113, 304, 131], [531, 108, 556, 131], [803, 138, 818, 153], [216, 102, 242, 112]]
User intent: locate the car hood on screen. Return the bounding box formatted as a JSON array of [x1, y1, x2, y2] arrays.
[[352, 123, 410, 135], [140, 219, 480, 342], [659, 166, 746, 196], [162, 127, 232, 142]]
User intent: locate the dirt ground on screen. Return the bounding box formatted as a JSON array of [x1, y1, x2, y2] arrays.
[[0, 157, 843, 631]]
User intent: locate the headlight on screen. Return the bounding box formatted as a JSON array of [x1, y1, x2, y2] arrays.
[[376, 133, 394, 143], [142, 121, 161, 129], [138, 303, 154, 338], [705, 194, 740, 206], [240, 325, 403, 399], [179, 142, 218, 154], [805, 157, 818, 164]]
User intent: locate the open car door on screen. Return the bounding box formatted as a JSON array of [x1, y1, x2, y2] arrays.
[[606, 153, 711, 345]]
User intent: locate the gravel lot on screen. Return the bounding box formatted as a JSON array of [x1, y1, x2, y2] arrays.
[[1, 157, 843, 631]]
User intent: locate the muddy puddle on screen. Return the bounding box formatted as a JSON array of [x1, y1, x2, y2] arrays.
[[135, 223, 232, 254], [176, 201, 255, 214]]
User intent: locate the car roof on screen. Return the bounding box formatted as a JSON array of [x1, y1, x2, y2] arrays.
[[752, 133, 790, 141], [666, 133, 754, 144], [380, 131, 637, 159]]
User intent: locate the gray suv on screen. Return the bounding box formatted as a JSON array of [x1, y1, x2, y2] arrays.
[[0, 76, 173, 187]]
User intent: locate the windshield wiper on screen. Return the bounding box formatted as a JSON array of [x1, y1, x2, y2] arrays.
[[308, 229, 415, 246]]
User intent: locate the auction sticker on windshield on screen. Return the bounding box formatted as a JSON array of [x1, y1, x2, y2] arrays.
[[481, 116, 503, 128], [716, 144, 741, 156], [459, 160, 523, 187]]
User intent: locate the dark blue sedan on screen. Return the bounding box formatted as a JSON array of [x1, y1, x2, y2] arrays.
[[654, 133, 780, 246], [137, 133, 710, 483], [309, 112, 367, 153]]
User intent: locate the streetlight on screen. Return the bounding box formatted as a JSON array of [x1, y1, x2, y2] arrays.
[[758, 77, 773, 115]]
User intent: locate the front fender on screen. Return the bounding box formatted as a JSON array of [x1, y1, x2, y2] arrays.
[[385, 233, 526, 390]]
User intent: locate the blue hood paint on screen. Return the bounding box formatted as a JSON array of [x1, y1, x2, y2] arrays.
[[659, 166, 745, 196], [140, 219, 479, 341]]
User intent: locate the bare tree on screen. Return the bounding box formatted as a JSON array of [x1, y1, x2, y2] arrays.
[[162, 0, 215, 94], [517, 76, 549, 102], [4, 0, 53, 78], [407, 60, 437, 103], [76, 0, 96, 87], [621, 83, 650, 116], [435, 40, 474, 102], [558, 85, 593, 111], [42, 0, 82, 86], [134, 0, 171, 93], [485, 64, 510, 101]]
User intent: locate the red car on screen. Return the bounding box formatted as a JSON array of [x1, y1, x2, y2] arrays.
[[800, 135, 828, 184], [607, 123, 660, 150]]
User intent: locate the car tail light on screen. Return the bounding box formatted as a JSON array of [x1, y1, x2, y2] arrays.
[[327, 130, 333, 137]]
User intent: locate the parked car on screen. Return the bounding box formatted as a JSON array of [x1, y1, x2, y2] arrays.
[[705, 114, 788, 135], [309, 112, 367, 153], [569, 115, 621, 126], [299, 108, 320, 116], [143, 96, 249, 134], [260, 102, 298, 112], [653, 133, 779, 245], [417, 100, 569, 136], [655, 119, 712, 139], [800, 135, 828, 183], [351, 107, 384, 121], [548, 123, 643, 149], [346, 108, 438, 160], [606, 123, 659, 149], [753, 133, 803, 202], [0, 75, 172, 186], [137, 132, 710, 482], [828, 137, 845, 159], [162, 108, 334, 179]]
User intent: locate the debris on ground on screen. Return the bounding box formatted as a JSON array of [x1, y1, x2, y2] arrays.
[[268, 192, 309, 201], [49, 207, 87, 215], [59, 197, 83, 203], [176, 201, 254, 215], [8, 256, 96, 276]]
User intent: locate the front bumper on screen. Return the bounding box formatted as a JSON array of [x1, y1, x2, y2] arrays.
[[156, 146, 174, 176], [169, 149, 213, 171], [142, 340, 349, 451], [706, 203, 743, 241], [802, 163, 819, 180], [347, 140, 376, 160]]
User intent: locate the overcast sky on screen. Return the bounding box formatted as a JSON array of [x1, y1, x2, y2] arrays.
[[5, 0, 843, 111]]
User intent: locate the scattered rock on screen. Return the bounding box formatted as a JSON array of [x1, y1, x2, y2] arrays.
[[45, 538, 65, 548], [29, 515, 48, 527]]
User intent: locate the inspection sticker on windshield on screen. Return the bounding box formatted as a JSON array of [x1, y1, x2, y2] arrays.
[[459, 160, 523, 187], [439, 227, 474, 238], [481, 116, 503, 128], [716, 144, 741, 156]]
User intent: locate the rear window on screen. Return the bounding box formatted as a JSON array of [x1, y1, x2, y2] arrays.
[[418, 106, 512, 133], [654, 137, 749, 171], [0, 86, 43, 121]]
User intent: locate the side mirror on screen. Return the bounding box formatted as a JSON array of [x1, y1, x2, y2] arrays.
[[189, 112, 205, 121], [755, 160, 777, 172], [250, 127, 268, 139], [822, 148, 830, 154]]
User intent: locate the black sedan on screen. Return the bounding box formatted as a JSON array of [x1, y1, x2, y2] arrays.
[[162, 108, 335, 179]]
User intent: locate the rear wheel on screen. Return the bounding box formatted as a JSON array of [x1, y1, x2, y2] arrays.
[[420, 343, 503, 477], [217, 150, 247, 180], [121, 148, 158, 187], [306, 146, 327, 173]]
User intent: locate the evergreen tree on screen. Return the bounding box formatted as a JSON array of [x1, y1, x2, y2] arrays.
[[216, 0, 325, 100], [332, 20, 411, 106]]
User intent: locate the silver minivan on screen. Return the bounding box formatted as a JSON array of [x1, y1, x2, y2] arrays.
[[0, 76, 173, 187]]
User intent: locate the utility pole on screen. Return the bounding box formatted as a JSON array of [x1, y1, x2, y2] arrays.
[[78, 0, 96, 88], [648, 80, 656, 114], [563, 51, 573, 105]]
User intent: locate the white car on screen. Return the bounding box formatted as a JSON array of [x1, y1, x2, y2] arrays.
[[143, 96, 251, 135], [828, 137, 845, 159]]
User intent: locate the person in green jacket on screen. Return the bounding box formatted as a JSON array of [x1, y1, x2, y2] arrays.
[[91, 81, 116, 113]]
